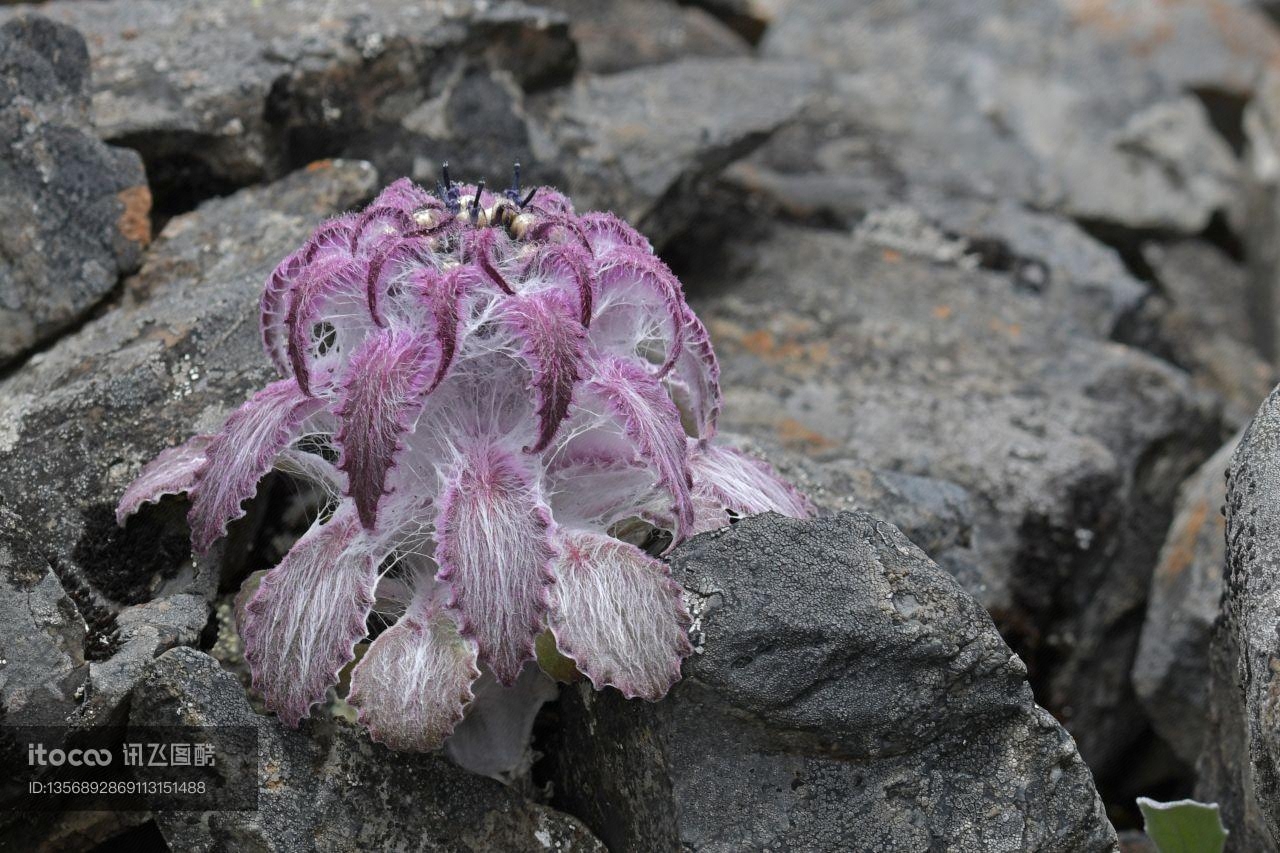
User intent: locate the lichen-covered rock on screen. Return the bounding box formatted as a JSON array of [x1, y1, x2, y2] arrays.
[[544, 512, 1118, 852], [1132, 434, 1236, 767], [1199, 386, 1280, 849], [132, 646, 605, 853], [686, 220, 1223, 776], [0, 505, 86, 725], [0, 160, 377, 612], [0, 0, 574, 210], [0, 15, 149, 366]]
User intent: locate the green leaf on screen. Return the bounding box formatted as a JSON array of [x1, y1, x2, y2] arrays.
[[1137, 798, 1228, 853]]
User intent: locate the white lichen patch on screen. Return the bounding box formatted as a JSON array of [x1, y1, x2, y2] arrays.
[[0, 392, 32, 453], [855, 205, 981, 269]]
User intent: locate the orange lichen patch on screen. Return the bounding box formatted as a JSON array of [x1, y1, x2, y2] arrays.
[[988, 318, 1022, 340], [1156, 498, 1216, 583], [881, 248, 902, 264], [115, 184, 153, 247], [1070, 0, 1280, 66], [306, 160, 335, 172], [708, 319, 832, 371], [776, 417, 835, 450], [263, 760, 285, 792], [1206, 0, 1280, 69], [740, 329, 776, 356], [932, 305, 953, 320], [1065, 0, 1175, 55]]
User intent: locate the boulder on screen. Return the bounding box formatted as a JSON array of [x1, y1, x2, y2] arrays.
[[543, 512, 1118, 851], [134, 647, 605, 853], [1198, 386, 1280, 849], [685, 219, 1223, 776], [0, 505, 86, 726], [0, 15, 149, 366], [1132, 435, 1236, 767]]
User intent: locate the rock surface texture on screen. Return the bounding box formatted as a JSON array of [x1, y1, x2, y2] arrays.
[[1200, 390, 1280, 849], [1133, 435, 1236, 768], [544, 512, 1118, 852], [0, 15, 149, 366]]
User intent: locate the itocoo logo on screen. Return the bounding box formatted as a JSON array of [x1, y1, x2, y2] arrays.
[[28, 743, 112, 766]]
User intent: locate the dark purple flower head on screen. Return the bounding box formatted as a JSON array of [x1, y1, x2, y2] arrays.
[[117, 169, 812, 752]]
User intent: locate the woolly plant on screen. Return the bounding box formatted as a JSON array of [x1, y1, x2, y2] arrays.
[[116, 166, 812, 755]]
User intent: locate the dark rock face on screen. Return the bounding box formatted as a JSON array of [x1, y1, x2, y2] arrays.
[[0, 159, 377, 636], [0, 505, 86, 726], [543, 512, 1118, 852], [135, 647, 605, 853], [1199, 388, 1280, 849], [0, 15, 150, 366], [686, 220, 1223, 776], [1132, 435, 1236, 767], [0, 0, 575, 213]]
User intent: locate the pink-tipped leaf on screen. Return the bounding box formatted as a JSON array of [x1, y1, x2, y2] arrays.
[[348, 598, 480, 751], [187, 379, 326, 553], [335, 328, 443, 530], [240, 508, 378, 726], [116, 435, 213, 525], [434, 445, 557, 685], [548, 530, 691, 700]]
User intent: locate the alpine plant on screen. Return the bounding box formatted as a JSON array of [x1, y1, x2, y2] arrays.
[[116, 166, 812, 753]]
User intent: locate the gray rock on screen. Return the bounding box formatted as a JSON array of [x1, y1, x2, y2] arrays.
[[528, 58, 820, 247], [537, 0, 749, 74], [0, 504, 86, 725], [1240, 67, 1280, 371], [686, 220, 1223, 776], [749, 0, 1252, 234], [75, 592, 209, 727], [0, 0, 573, 209], [543, 512, 1118, 852], [676, 0, 773, 43], [726, 433, 980, 578], [1133, 434, 1236, 767], [133, 646, 605, 853], [0, 15, 150, 366], [1198, 385, 1280, 848], [1140, 243, 1274, 427], [0, 160, 377, 612]]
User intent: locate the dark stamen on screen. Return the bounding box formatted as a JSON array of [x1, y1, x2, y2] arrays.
[[439, 161, 461, 214], [471, 180, 485, 219], [519, 187, 538, 208], [506, 162, 522, 203]]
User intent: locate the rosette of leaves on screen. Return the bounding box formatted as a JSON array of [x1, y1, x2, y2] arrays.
[[117, 169, 812, 752]]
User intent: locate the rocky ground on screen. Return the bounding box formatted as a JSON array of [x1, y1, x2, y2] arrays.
[[3, 0, 1280, 850]]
